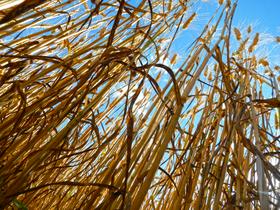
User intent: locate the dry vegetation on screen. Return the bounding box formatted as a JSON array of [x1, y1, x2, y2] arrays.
[[0, 0, 279, 209]]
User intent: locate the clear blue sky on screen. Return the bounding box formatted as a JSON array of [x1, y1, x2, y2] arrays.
[[234, 0, 280, 35]]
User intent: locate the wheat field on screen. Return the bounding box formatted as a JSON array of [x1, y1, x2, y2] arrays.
[[0, 0, 279, 209]]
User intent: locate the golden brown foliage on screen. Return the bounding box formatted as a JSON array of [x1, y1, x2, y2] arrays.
[[0, 0, 279, 209]]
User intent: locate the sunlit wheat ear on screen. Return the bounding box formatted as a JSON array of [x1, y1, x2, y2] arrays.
[[203, 66, 209, 77], [237, 37, 249, 54], [207, 71, 213, 81], [170, 53, 178, 65], [248, 32, 259, 53], [233, 27, 241, 40], [247, 25, 252, 33], [182, 13, 196, 29], [258, 58, 269, 67]]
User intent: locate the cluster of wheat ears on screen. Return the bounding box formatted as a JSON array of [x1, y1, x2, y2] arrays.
[[0, 0, 279, 209]]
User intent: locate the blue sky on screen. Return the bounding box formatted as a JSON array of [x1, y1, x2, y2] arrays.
[[235, 0, 280, 35]]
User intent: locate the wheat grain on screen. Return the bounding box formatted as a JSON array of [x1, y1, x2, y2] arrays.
[[248, 32, 259, 53], [182, 13, 196, 29], [233, 27, 241, 40]]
